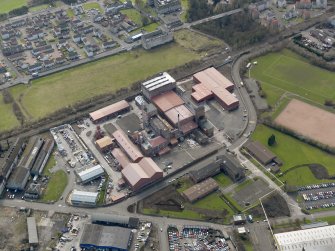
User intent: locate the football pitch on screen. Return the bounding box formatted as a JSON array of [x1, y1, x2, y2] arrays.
[[250, 49, 335, 107]]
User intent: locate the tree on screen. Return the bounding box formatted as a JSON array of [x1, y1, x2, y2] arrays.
[[268, 134, 276, 146]]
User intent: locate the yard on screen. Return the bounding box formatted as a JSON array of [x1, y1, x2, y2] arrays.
[[0, 0, 27, 14], [9, 44, 199, 122], [213, 173, 233, 187], [121, 8, 145, 27], [41, 155, 68, 202], [0, 93, 19, 132], [250, 49, 335, 107], [251, 124, 335, 186]]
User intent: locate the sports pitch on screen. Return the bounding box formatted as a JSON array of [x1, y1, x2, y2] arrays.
[[275, 99, 335, 148], [0, 0, 27, 14], [251, 49, 335, 107]]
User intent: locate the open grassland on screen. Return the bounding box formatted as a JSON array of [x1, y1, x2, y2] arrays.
[[121, 9, 144, 26], [213, 173, 233, 187], [180, 0, 190, 22], [252, 125, 335, 186], [29, 4, 49, 12], [83, 2, 102, 12], [0, 0, 27, 14], [0, 94, 19, 132], [251, 49, 335, 106], [174, 29, 224, 52], [9, 44, 199, 120]]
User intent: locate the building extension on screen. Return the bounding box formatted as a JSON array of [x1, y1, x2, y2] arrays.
[[71, 190, 99, 207], [80, 224, 132, 251], [95, 136, 114, 152], [274, 225, 335, 251], [76, 165, 105, 184], [112, 130, 143, 162], [192, 67, 239, 111], [182, 178, 219, 203], [141, 72, 176, 99], [92, 213, 140, 229], [89, 100, 130, 123], [122, 157, 163, 191]]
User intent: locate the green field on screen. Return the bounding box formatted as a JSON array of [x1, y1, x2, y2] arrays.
[[9, 44, 199, 121], [29, 4, 48, 12], [0, 0, 27, 14], [252, 125, 335, 186], [213, 173, 233, 187], [41, 155, 68, 202], [83, 2, 102, 12], [121, 9, 144, 27], [0, 93, 19, 131], [180, 0, 190, 22], [251, 49, 335, 107]]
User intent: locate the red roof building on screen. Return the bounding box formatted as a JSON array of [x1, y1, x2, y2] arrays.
[[121, 157, 163, 191], [111, 148, 131, 169], [89, 100, 130, 123], [152, 91, 184, 112], [112, 130, 143, 163]]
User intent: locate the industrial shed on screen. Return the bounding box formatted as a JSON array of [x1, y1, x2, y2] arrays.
[[218, 154, 245, 182], [31, 139, 54, 176], [6, 166, 30, 190], [27, 217, 38, 245], [112, 130, 143, 162], [76, 165, 105, 184], [80, 224, 132, 251], [89, 100, 130, 123], [152, 90, 184, 112], [243, 140, 277, 165], [182, 178, 219, 203], [71, 190, 98, 207], [141, 72, 176, 99], [274, 225, 335, 251], [111, 148, 131, 169], [95, 136, 113, 152], [92, 213, 140, 228], [189, 159, 221, 183], [122, 157, 163, 191]]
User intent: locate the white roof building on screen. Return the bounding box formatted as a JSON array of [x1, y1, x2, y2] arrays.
[[71, 190, 98, 205], [274, 225, 335, 251], [77, 165, 104, 184]]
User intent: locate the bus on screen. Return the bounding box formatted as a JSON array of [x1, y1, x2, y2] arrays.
[[246, 63, 251, 69]]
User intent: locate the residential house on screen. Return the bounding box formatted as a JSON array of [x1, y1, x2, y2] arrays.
[[102, 41, 116, 50], [73, 33, 81, 43], [28, 62, 43, 73]]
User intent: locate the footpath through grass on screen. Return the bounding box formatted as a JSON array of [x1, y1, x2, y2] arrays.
[[10, 44, 199, 120], [0, 0, 27, 14], [251, 49, 335, 106], [41, 155, 68, 202], [252, 125, 335, 186]]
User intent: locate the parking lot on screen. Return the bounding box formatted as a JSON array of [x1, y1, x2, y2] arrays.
[[167, 225, 230, 251], [298, 183, 335, 210]]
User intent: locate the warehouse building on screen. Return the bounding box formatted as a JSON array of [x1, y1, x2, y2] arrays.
[[95, 136, 114, 152], [76, 165, 105, 184], [6, 165, 30, 190], [23, 137, 44, 171], [80, 224, 132, 251], [218, 154, 245, 182], [112, 130, 143, 162], [141, 72, 176, 99], [27, 217, 38, 246], [189, 159, 221, 183], [182, 178, 219, 203], [274, 225, 335, 251], [31, 139, 54, 176], [71, 190, 98, 207], [243, 140, 277, 165], [89, 100, 130, 123], [92, 213, 140, 229], [122, 157, 163, 191], [192, 67, 239, 111]]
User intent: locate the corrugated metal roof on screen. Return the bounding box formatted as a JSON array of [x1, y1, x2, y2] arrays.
[[164, 104, 194, 125], [139, 157, 163, 178], [112, 130, 143, 162], [212, 88, 239, 106], [89, 100, 129, 122], [142, 72, 175, 91], [152, 91, 184, 112], [71, 190, 98, 203], [95, 136, 113, 149], [204, 67, 234, 90], [92, 213, 130, 225], [77, 165, 104, 183], [183, 178, 218, 202], [27, 217, 38, 244]]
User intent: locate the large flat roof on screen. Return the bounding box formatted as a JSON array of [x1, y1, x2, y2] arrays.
[[212, 89, 239, 106], [164, 104, 194, 125], [152, 90, 184, 112], [112, 130, 143, 162], [80, 224, 132, 250], [274, 225, 335, 251], [89, 100, 129, 122], [27, 217, 38, 244], [71, 190, 98, 203]]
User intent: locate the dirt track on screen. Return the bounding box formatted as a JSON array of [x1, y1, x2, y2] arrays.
[[275, 99, 335, 148]]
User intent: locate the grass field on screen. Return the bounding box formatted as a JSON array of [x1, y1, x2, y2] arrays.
[[121, 9, 144, 27], [213, 173, 233, 187], [9, 44, 199, 121], [250, 49, 335, 107], [29, 4, 48, 12], [0, 0, 27, 14], [252, 125, 335, 186], [174, 29, 224, 52], [83, 2, 102, 12], [0, 94, 19, 132], [41, 155, 68, 202], [180, 0, 190, 22]]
